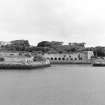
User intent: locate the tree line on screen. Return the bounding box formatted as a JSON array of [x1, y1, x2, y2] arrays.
[[1, 40, 105, 57]]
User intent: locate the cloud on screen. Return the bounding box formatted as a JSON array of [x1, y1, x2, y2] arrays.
[[0, 0, 64, 34], [0, 0, 105, 46]]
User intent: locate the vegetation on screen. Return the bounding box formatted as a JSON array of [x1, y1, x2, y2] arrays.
[[33, 55, 46, 61], [2, 40, 30, 51], [36, 41, 84, 53], [1, 40, 105, 57], [93, 47, 105, 57]]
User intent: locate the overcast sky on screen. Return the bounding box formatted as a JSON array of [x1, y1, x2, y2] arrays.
[[0, 0, 105, 46]]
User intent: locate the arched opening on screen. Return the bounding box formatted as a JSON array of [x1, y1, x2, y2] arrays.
[[62, 58, 65, 60], [55, 58, 57, 60], [58, 58, 61, 60], [51, 57, 53, 60]]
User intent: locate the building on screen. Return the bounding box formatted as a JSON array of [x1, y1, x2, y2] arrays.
[[0, 41, 11, 47], [44, 51, 94, 64]]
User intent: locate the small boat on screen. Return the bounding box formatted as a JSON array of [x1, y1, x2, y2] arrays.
[[0, 53, 51, 69], [92, 57, 105, 66]]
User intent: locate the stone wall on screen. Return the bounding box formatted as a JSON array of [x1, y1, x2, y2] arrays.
[[44, 51, 94, 64]]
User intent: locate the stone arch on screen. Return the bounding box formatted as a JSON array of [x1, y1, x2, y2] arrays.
[[58, 57, 61, 60], [62, 58, 65, 60], [51, 57, 53, 60], [55, 57, 57, 60]]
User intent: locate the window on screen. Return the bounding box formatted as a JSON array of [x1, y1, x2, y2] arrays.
[[64, 55, 66, 57], [10, 54, 14, 55], [79, 57, 82, 60], [0, 57, 4, 62], [66, 58, 69, 60], [70, 58, 73, 60], [75, 58, 77, 60]]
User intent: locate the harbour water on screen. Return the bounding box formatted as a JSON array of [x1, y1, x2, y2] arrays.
[[0, 65, 105, 105]]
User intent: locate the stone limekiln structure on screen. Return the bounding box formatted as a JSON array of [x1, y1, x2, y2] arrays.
[[44, 51, 94, 64]]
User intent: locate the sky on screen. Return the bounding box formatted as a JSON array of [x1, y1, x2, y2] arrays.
[[0, 0, 105, 46]]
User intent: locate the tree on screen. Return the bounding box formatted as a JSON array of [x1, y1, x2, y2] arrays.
[[94, 47, 105, 57], [37, 41, 51, 47], [50, 41, 63, 47], [69, 42, 86, 49]]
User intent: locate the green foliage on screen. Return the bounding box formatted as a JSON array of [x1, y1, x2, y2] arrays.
[[37, 41, 51, 47], [33, 55, 46, 61], [36, 41, 88, 53]]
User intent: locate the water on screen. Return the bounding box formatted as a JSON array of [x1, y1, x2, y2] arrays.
[[0, 65, 105, 105]]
